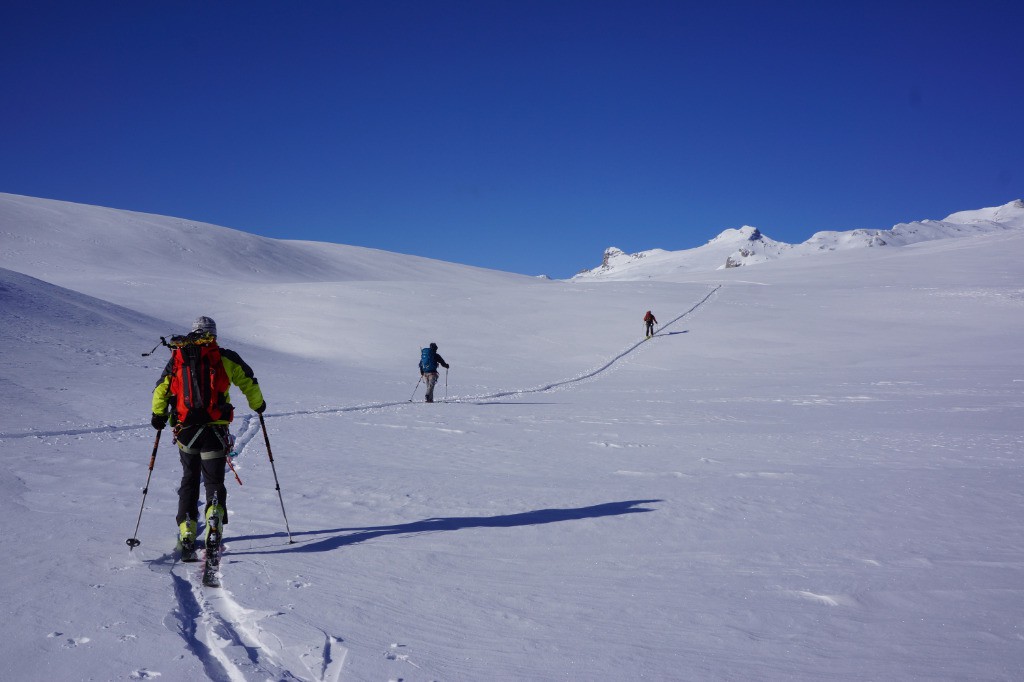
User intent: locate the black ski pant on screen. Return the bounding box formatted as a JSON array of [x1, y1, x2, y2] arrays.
[[175, 425, 229, 526], [645, 321, 655, 336]]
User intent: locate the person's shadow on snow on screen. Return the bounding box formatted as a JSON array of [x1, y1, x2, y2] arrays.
[[229, 499, 661, 555]]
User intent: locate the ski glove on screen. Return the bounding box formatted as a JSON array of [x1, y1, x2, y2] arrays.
[[255, 401, 267, 414], [151, 413, 168, 430]]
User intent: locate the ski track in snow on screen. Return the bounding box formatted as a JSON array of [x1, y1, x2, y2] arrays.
[[161, 286, 716, 680], [8, 286, 719, 681], [231, 414, 264, 461], [165, 561, 346, 682], [0, 284, 721, 442]]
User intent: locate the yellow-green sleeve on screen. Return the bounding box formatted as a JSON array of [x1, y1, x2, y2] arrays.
[[152, 367, 172, 416], [220, 349, 265, 411]]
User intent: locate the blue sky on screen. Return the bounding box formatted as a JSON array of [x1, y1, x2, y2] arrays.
[[2, 1, 1021, 278]]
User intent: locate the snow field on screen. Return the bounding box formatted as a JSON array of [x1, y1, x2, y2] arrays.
[[2, 195, 1023, 680]]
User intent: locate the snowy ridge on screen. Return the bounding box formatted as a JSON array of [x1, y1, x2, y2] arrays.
[[578, 228, 791, 281], [575, 199, 1024, 280], [0, 192, 527, 289], [804, 198, 1024, 250]]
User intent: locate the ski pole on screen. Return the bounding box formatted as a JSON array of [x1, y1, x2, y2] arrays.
[[126, 429, 161, 550], [409, 375, 422, 402], [444, 367, 449, 400], [258, 412, 293, 543]]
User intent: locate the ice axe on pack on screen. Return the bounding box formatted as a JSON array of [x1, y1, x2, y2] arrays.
[[141, 337, 169, 356], [141, 331, 216, 357]]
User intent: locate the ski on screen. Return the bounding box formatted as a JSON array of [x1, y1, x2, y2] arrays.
[[200, 532, 221, 585], [201, 496, 224, 587], [202, 556, 220, 587], [180, 540, 199, 563], [201, 519, 222, 588]]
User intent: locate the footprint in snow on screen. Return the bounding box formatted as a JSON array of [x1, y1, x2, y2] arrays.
[[787, 590, 854, 607], [385, 642, 422, 669], [614, 469, 689, 478], [61, 636, 90, 648]]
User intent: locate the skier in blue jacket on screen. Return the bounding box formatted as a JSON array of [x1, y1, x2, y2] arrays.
[[418, 342, 450, 403]]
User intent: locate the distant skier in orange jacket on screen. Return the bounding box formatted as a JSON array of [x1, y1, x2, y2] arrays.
[[643, 310, 657, 338]]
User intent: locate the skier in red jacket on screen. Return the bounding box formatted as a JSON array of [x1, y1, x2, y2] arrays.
[[643, 311, 657, 338]]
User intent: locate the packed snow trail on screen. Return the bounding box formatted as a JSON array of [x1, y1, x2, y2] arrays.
[[441, 284, 721, 403], [5, 282, 718, 680], [96, 285, 717, 681], [0, 284, 721, 444], [232, 284, 721, 431]]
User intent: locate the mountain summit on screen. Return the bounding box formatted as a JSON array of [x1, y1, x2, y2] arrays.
[[575, 199, 1024, 281]]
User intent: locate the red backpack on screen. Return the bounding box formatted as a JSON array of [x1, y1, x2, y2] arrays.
[[168, 333, 233, 426]]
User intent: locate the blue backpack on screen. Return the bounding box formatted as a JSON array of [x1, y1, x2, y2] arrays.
[[420, 347, 438, 373]]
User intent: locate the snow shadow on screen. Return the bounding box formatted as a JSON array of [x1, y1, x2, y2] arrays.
[[467, 400, 560, 406], [231, 499, 661, 555], [0, 423, 139, 439]]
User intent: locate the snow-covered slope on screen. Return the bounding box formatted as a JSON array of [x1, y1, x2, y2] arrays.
[[1, 195, 1023, 681], [0, 267, 166, 425], [0, 192, 536, 365], [576, 199, 1024, 280], [0, 192, 527, 289]]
